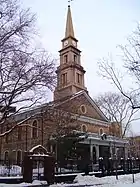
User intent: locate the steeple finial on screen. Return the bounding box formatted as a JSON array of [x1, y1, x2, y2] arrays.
[[68, 0, 73, 6], [65, 2, 75, 38]]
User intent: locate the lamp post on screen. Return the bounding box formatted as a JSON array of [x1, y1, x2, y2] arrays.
[[115, 154, 118, 180]]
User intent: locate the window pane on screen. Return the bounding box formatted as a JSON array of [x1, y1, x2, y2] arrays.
[[32, 120, 38, 138]]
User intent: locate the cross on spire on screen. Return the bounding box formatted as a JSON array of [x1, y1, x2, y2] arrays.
[[68, 0, 73, 6]]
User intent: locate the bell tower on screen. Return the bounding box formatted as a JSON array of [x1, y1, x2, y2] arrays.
[[54, 5, 87, 100]]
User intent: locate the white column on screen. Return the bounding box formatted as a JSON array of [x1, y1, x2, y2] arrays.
[[95, 145, 99, 161], [125, 146, 128, 159], [110, 146, 113, 158], [90, 143, 94, 171], [90, 144, 93, 161]]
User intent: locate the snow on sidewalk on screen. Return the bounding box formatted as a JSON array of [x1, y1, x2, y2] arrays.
[[0, 173, 139, 186], [51, 173, 140, 187], [0, 180, 48, 186]]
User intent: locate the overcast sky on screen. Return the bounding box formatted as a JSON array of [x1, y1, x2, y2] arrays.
[[21, 0, 140, 134]]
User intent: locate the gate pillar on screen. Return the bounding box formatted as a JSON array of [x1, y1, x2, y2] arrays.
[[44, 156, 55, 185], [23, 152, 33, 183]]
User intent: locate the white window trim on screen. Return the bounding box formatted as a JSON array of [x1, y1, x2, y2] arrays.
[[99, 128, 104, 135], [81, 124, 88, 132], [31, 120, 38, 138], [80, 105, 87, 114], [4, 150, 9, 160]]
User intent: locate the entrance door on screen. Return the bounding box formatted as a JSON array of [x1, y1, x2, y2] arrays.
[[99, 145, 110, 158]]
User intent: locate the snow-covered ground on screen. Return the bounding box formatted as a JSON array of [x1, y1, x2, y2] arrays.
[[51, 173, 140, 187], [0, 173, 139, 186], [0, 166, 140, 186], [0, 180, 48, 186]]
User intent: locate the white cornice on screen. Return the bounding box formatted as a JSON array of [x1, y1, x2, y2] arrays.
[[78, 115, 111, 127]]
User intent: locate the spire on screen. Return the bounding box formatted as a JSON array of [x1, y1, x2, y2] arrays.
[[65, 5, 75, 38]]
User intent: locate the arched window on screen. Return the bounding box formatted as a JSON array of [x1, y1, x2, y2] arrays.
[[99, 128, 103, 135], [5, 126, 10, 143], [17, 126, 22, 140], [61, 73, 67, 85], [74, 55, 77, 62], [11, 150, 16, 164], [32, 120, 38, 139], [4, 151, 9, 162], [81, 124, 87, 132], [17, 150, 22, 166], [64, 55, 68, 63]]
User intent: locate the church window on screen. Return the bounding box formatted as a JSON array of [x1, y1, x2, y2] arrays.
[[12, 150, 16, 162], [61, 73, 67, 85], [17, 126, 22, 140], [4, 151, 9, 162], [80, 105, 87, 114], [77, 73, 82, 84], [99, 128, 103, 135], [17, 150, 22, 166], [81, 124, 87, 132], [5, 125, 10, 143], [74, 55, 77, 62], [77, 73, 80, 83], [32, 120, 38, 139], [64, 55, 68, 63]]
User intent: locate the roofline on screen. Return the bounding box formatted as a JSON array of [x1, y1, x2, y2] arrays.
[[54, 90, 109, 122]]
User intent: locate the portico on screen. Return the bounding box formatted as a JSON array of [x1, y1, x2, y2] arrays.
[[79, 132, 128, 163]]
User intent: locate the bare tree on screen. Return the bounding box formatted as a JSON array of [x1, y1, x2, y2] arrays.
[[44, 101, 80, 142], [98, 24, 140, 110], [128, 130, 140, 158], [43, 103, 81, 162], [95, 92, 140, 137], [0, 0, 56, 126]]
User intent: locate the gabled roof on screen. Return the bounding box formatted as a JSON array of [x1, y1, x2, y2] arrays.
[[54, 90, 109, 122], [13, 90, 109, 123]]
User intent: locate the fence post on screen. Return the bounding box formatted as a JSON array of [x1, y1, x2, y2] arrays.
[[108, 157, 112, 175], [127, 158, 130, 173], [114, 155, 118, 180], [99, 157, 104, 175], [137, 158, 140, 171], [131, 157, 135, 183], [120, 158, 125, 172]]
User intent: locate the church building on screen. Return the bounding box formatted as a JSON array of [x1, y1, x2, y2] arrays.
[[0, 5, 128, 166]]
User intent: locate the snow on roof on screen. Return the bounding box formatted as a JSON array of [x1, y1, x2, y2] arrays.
[[29, 145, 47, 153], [32, 153, 50, 157]]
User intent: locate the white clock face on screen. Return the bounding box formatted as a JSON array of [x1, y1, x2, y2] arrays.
[[72, 40, 76, 46], [64, 40, 68, 46]]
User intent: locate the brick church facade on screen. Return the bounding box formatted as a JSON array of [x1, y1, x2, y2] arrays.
[[0, 6, 128, 165]]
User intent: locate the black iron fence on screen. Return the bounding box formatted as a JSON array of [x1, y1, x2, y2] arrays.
[[0, 159, 22, 176], [0, 159, 44, 178], [0, 157, 140, 177], [55, 157, 140, 175], [98, 157, 140, 174]]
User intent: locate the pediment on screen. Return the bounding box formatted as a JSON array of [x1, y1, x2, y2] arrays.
[[54, 91, 109, 122]]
